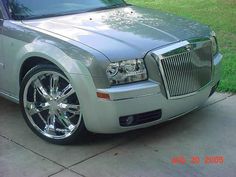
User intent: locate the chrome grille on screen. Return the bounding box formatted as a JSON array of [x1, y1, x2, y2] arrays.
[[155, 40, 212, 99]]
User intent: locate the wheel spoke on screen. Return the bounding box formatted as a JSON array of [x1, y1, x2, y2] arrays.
[[50, 74, 59, 95], [44, 115, 56, 133], [55, 111, 75, 131], [26, 101, 50, 116], [38, 113, 47, 125], [34, 79, 51, 100], [58, 84, 75, 102], [58, 103, 80, 115]]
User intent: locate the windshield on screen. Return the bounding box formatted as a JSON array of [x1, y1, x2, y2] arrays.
[[6, 0, 127, 20]]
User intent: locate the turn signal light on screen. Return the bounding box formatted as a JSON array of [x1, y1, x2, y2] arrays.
[[96, 92, 110, 100]]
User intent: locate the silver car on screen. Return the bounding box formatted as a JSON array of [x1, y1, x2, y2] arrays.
[[0, 0, 222, 144]]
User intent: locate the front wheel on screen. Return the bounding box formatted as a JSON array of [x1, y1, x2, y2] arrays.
[[20, 65, 87, 144]]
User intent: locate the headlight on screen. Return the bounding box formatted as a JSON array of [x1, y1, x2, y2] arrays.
[[210, 32, 218, 56], [106, 59, 147, 85]]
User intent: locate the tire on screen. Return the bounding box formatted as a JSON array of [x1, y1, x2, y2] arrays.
[[20, 65, 88, 144]]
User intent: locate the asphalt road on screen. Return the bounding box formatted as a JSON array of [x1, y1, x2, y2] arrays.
[[0, 93, 235, 177]]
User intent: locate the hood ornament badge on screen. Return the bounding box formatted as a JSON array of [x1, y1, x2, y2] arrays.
[[186, 44, 193, 51]]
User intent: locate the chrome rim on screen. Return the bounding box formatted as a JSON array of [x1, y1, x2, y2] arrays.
[[23, 71, 82, 139]]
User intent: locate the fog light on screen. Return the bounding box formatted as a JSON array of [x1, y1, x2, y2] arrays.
[[119, 110, 162, 127], [126, 116, 134, 126]]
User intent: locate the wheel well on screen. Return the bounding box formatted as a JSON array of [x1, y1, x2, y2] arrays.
[[19, 57, 57, 84]]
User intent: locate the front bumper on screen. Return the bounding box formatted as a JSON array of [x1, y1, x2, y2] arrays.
[[69, 53, 222, 133]]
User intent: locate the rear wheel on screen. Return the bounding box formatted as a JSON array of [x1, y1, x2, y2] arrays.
[[20, 65, 87, 144]]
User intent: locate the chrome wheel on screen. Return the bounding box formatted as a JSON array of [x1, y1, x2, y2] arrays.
[[23, 70, 82, 140]]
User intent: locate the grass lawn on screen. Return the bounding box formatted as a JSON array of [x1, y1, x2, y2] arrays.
[[127, 0, 236, 92]]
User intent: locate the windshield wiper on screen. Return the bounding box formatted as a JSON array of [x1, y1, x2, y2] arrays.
[[22, 10, 83, 20], [21, 4, 129, 20]]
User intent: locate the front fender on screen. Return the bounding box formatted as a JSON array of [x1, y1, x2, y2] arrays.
[[8, 41, 92, 100], [18, 41, 92, 75]]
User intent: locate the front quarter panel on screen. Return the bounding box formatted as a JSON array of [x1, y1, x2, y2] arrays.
[[1, 20, 110, 100]]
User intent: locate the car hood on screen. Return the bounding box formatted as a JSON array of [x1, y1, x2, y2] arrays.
[[23, 6, 211, 61]]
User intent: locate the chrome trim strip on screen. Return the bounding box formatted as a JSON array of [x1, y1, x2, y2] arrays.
[[0, 90, 19, 103], [112, 93, 158, 101], [152, 41, 189, 57], [153, 53, 172, 99]]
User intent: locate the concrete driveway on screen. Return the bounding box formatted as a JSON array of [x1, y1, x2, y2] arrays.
[[0, 93, 235, 177]]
